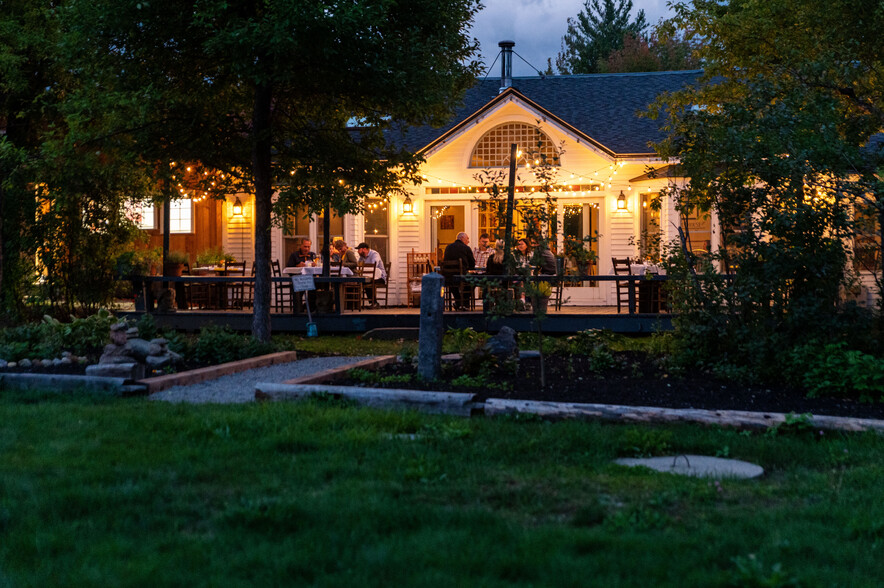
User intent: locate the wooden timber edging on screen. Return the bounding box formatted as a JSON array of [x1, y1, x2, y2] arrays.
[[282, 355, 399, 385], [483, 398, 884, 433], [140, 351, 299, 394], [0, 373, 133, 395], [254, 364, 884, 433], [255, 383, 479, 417]]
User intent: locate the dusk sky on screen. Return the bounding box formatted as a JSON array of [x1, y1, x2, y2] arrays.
[[469, 0, 675, 77]]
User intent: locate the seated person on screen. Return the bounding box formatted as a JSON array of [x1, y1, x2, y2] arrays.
[[286, 238, 316, 267], [537, 244, 557, 276], [333, 239, 359, 271], [485, 240, 506, 275], [514, 238, 532, 269], [442, 232, 476, 310], [473, 233, 492, 269], [483, 240, 507, 310], [356, 242, 387, 308]]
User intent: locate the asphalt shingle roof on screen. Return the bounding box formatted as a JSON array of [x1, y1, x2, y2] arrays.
[[390, 70, 702, 157]]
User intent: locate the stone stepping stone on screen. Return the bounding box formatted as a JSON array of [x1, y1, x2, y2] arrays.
[[614, 454, 764, 479]]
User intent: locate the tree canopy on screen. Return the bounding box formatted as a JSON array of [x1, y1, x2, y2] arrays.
[[61, 0, 483, 339], [555, 0, 648, 74], [650, 0, 884, 374]]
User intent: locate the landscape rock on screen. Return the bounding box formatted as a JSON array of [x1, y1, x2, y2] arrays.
[[19, 358, 32, 368], [484, 326, 519, 360], [93, 324, 180, 375], [0, 359, 7, 369], [127, 338, 152, 362], [145, 354, 172, 370], [86, 362, 146, 380]]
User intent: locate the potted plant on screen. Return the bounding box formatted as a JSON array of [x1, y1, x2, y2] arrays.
[[163, 250, 189, 277], [195, 247, 235, 269], [563, 235, 597, 277]]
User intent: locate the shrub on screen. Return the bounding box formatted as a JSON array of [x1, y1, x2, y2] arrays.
[[187, 324, 276, 365], [443, 327, 488, 354], [0, 309, 118, 360], [790, 342, 884, 400]]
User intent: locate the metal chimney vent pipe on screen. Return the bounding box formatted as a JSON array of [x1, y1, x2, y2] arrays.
[[498, 40, 515, 93]]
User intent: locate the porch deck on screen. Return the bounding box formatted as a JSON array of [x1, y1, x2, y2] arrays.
[[116, 303, 672, 335]]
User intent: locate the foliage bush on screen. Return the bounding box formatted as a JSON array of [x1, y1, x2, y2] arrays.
[[0, 309, 118, 360], [187, 324, 276, 366], [443, 327, 488, 354], [790, 342, 884, 400]]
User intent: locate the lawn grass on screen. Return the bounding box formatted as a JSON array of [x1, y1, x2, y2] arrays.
[[2, 391, 883, 586]]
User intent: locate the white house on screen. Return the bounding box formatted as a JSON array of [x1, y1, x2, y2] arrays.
[[258, 46, 705, 307]]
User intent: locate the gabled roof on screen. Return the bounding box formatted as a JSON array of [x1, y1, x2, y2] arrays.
[[388, 70, 702, 158]]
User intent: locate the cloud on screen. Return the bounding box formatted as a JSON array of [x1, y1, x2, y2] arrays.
[[469, 0, 674, 77]]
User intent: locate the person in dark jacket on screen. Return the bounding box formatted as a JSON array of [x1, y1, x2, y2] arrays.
[[442, 232, 475, 310]]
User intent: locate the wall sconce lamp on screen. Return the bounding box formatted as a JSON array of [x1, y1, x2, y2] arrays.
[[402, 194, 414, 215], [232, 197, 243, 216], [616, 191, 627, 210]]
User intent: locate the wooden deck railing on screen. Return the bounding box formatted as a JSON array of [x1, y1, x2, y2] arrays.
[[133, 273, 673, 315]]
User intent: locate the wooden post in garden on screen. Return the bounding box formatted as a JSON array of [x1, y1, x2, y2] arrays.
[[417, 272, 444, 380]]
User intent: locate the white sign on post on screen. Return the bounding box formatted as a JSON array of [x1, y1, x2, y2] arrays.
[[290, 274, 316, 292]]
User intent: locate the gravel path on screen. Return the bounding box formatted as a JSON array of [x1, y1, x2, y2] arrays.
[[150, 356, 375, 404]]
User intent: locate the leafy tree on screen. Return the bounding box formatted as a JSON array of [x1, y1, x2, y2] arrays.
[[1, 1, 154, 316], [555, 0, 648, 74], [649, 0, 884, 377], [62, 0, 482, 341], [597, 28, 700, 73], [0, 0, 59, 317]]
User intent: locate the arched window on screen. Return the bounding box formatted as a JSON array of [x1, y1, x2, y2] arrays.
[[469, 123, 559, 168]]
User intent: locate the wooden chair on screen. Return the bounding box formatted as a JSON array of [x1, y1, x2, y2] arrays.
[[612, 257, 632, 314], [271, 259, 293, 313], [343, 261, 375, 311], [551, 256, 565, 311], [406, 250, 436, 307], [219, 261, 246, 309], [227, 262, 249, 309], [440, 258, 473, 311], [371, 261, 391, 308], [185, 263, 213, 310]]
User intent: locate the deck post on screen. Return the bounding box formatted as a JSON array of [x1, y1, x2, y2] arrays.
[[418, 272, 444, 380]]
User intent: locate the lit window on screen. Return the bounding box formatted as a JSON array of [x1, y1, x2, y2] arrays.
[[169, 199, 193, 233], [470, 123, 559, 168], [127, 201, 155, 229]]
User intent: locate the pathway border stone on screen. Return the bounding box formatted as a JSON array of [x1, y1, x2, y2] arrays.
[[140, 351, 298, 393]]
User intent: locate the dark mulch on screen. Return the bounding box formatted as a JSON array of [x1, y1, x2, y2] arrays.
[[333, 352, 884, 421]]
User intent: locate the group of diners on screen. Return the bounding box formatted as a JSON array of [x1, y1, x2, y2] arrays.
[[441, 232, 558, 311], [285, 238, 386, 309]]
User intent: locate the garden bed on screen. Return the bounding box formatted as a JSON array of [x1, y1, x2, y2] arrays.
[[329, 351, 884, 421]]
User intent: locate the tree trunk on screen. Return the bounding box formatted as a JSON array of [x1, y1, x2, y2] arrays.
[[0, 180, 4, 307], [251, 81, 274, 342]]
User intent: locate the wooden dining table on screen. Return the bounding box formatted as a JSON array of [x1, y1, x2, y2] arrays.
[[282, 266, 366, 314], [630, 264, 666, 313]]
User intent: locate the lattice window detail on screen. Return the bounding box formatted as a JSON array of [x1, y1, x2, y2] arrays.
[[469, 123, 559, 168]]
